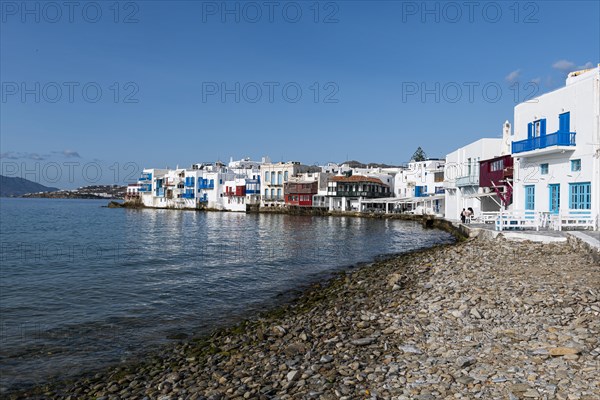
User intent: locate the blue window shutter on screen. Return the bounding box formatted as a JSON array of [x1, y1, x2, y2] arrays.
[[540, 119, 546, 135], [527, 122, 533, 138]]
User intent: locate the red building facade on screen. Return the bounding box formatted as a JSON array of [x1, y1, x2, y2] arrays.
[[284, 181, 318, 207], [479, 154, 514, 206], [225, 185, 246, 197]]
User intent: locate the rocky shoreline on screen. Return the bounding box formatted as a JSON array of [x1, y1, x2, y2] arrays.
[[7, 236, 600, 400]]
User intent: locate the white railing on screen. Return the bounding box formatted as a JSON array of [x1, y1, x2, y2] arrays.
[[455, 175, 479, 187], [552, 210, 597, 231], [478, 211, 500, 224], [495, 210, 541, 231]]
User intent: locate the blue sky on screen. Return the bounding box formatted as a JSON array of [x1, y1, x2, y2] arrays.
[[1, 0, 599, 188]]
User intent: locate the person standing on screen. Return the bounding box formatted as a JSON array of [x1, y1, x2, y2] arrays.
[[465, 207, 473, 223], [460, 208, 466, 223]]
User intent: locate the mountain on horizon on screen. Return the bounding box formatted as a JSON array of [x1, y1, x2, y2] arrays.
[[0, 175, 60, 197], [343, 160, 404, 169]]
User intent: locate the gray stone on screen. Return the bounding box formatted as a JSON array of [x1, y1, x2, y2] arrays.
[[351, 337, 376, 346]]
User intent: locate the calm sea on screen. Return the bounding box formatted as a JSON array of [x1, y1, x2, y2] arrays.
[[0, 198, 454, 391]]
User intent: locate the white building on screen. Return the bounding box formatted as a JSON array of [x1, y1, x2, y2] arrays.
[[222, 177, 249, 212], [444, 137, 504, 221], [260, 161, 320, 207], [350, 167, 396, 194], [325, 174, 391, 212], [138, 163, 236, 210], [319, 162, 352, 175], [394, 159, 445, 199], [385, 160, 444, 214], [125, 183, 140, 201], [511, 65, 599, 229], [189, 163, 234, 210], [138, 168, 168, 208], [226, 157, 263, 211]]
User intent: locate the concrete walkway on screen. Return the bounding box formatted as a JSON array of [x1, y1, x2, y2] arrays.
[[567, 231, 600, 250], [456, 222, 600, 252]]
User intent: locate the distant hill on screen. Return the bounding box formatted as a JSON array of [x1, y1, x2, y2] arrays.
[[344, 160, 404, 169], [0, 175, 60, 197]]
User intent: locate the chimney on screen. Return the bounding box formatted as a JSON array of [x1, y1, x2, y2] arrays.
[[501, 120, 512, 155]]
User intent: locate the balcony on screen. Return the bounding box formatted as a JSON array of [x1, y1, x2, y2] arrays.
[[334, 191, 389, 198], [455, 175, 479, 187], [184, 178, 195, 187], [512, 131, 576, 156], [263, 196, 284, 201], [198, 181, 214, 189], [138, 184, 152, 192], [138, 173, 152, 182], [443, 180, 456, 189], [182, 192, 195, 199]]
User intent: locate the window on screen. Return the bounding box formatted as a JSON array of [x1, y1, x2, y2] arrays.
[[569, 182, 591, 209], [284, 171, 288, 181], [271, 189, 275, 198], [277, 172, 282, 185], [491, 159, 504, 172], [265, 171, 270, 182], [277, 188, 282, 199], [571, 159, 581, 172], [540, 163, 548, 175], [525, 185, 535, 210]]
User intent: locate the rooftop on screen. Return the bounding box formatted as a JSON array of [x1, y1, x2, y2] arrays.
[[331, 175, 386, 185]]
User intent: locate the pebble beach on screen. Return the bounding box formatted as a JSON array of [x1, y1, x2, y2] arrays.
[[10, 235, 600, 400]]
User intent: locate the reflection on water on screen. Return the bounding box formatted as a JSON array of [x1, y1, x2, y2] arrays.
[[0, 198, 454, 391]]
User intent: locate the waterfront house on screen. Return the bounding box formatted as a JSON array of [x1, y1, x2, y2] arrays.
[[326, 174, 391, 212], [478, 139, 514, 214], [260, 161, 320, 207], [394, 160, 445, 199], [284, 171, 331, 208], [390, 160, 445, 215], [138, 168, 168, 208], [125, 183, 140, 201], [223, 177, 248, 212], [510, 65, 599, 229], [136, 163, 234, 210], [191, 162, 234, 210], [347, 167, 397, 194], [227, 157, 263, 211], [444, 134, 506, 221], [284, 180, 318, 207]]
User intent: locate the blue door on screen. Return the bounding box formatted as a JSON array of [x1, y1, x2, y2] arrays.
[[549, 184, 560, 214], [559, 112, 570, 132]]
